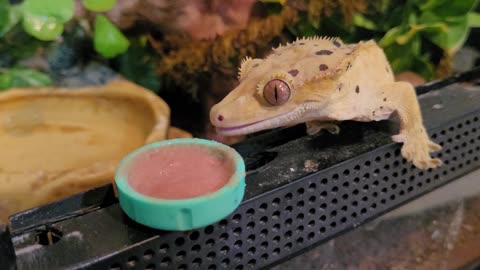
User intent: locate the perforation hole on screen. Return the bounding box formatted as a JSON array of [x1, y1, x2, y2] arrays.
[[219, 220, 228, 228], [160, 257, 171, 267], [272, 198, 281, 206], [204, 226, 214, 235], [175, 238, 185, 247], [143, 250, 154, 261], [127, 257, 137, 268], [192, 258, 202, 267], [176, 251, 186, 260], [221, 259, 230, 268], [159, 244, 169, 253], [205, 239, 215, 247], [220, 246, 229, 255], [233, 240, 242, 249], [220, 233, 229, 241], [259, 203, 268, 211], [207, 252, 216, 260], [233, 228, 241, 236]]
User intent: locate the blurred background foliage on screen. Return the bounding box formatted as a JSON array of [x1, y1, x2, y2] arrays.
[[0, 0, 479, 135]]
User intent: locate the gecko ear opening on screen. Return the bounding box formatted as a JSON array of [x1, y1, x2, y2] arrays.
[[263, 79, 291, 106]]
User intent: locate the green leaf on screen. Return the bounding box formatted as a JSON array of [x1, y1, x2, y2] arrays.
[[0, 1, 22, 37], [383, 35, 421, 73], [468, 12, 480, 27], [0, 72, 12, 90], [0, 0, 9, 32], [410, 54, 435, 80], [352, 14, 378, 31], [117, 45, 161, 92], [22, 0, 74, 23], [423, 0, 478, 18], [0, 24, 46, 66], [0, 67, 52, 90], [418, 0, 449, 11], [22, 14, 64, 41], [82, 0, 116, 12], [423, 16, 469, 50], [378, 26, 405, 47], [93, 15, 130, 58]]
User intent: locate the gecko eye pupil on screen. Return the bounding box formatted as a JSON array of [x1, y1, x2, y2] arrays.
[[263, 79, 290, 106]]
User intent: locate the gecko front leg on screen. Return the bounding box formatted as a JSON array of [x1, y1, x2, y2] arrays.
[[382, 81, 442, 169], [305, 121, 340, 135]]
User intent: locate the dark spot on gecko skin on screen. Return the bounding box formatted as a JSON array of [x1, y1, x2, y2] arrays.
[[346, 62, 352, 70], [355, 85, 360, 93], [288, 69, 299, 77], [315, 50, 333, 55], [380, 106, 384, 109], [333, 40, 341, 47], [383, 98, 387, 102], [319, 64, 329, 71], [253, 63, 259, 68], [314, 44, 318, 46], [299, 42, 305, 45], [337, 83, 343, 91], [386, 66, 389, 72]]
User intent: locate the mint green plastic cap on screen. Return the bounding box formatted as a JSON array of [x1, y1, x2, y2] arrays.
[[115, 138, 246, 231]]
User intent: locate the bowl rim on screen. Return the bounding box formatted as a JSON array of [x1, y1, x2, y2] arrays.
[[114, 138, 246, 207]]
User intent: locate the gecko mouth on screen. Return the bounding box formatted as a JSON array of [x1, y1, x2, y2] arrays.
[[215, 109, 302, 136]]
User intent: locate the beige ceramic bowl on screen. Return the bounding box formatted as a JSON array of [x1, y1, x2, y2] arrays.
[[0, 79, 191, 220]]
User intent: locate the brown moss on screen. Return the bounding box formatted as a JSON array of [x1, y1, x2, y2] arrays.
[[306, 0, 367, 25], [151, 0, 368, 89], [154, 6, 299, 81], [435, 50, 454, 79]]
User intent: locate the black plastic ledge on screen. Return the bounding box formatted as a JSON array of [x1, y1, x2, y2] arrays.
[[3, 82, 480, 270]]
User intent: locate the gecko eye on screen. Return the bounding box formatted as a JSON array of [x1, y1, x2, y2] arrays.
[[263, 79, 291, 106]]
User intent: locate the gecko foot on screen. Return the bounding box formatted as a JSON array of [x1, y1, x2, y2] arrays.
[[306, 121, 340, 135], [392, 127, 442, 169]]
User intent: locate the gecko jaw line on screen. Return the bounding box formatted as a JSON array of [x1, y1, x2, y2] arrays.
[[215, 107, 306, 136]]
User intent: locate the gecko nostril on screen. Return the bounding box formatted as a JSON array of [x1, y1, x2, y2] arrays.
[[218, 115, 224, 121]]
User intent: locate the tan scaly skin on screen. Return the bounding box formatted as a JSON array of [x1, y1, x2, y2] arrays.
[[209, 36, 442, 170]]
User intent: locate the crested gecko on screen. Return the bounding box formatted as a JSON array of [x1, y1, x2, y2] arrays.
[[209, 37, 442, 169]]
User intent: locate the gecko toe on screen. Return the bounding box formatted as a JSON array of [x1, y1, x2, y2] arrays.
[[428, 142, 442, 152], [391, 134, 406, 143]]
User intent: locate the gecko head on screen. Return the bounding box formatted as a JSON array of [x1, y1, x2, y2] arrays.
[[210, 56, 334, 136]]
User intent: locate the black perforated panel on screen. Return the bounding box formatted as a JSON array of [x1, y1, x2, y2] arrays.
[[8, 85, 480, 270], [100, 119, 476, 270]]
